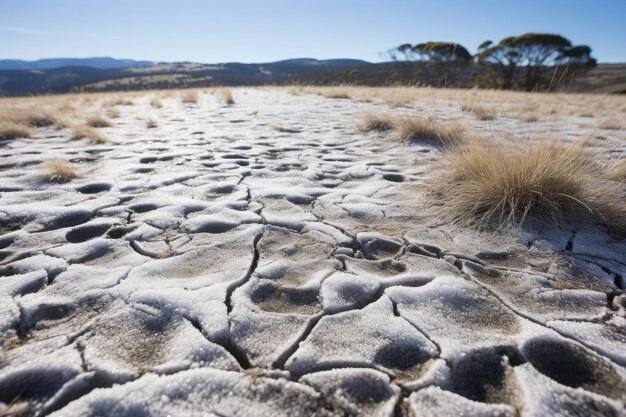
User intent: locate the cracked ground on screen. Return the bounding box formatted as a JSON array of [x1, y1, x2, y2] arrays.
[[1, 89, 625, 416]]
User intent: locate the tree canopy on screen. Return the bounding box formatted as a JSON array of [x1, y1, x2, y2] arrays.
[[387, 33, 596, 91]]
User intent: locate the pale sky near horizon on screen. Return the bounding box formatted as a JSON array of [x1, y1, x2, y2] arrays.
[[1, 0, 625, 64]]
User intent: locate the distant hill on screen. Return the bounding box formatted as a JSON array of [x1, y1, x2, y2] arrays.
[[1, 57, 622, 96], [0, 57, 154, 71], [0, 58, 369, 96]]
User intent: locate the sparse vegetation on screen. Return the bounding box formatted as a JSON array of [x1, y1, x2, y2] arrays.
[[268, 123, 300, 133], [71, 125, 108, 144], [41, 159, 79, 182], [86, 115, 112, 128], [393, 115, 464, 144], [182, 90, 199, 103], [0, 121, 34, 139], [605, 158, 626, 182], [150, 98, 163, 108], [358, 112, 395, 132], [320, 87, 351, 99], [146, 118, 158, 128], [430, 137, 626, 233], [462, 104, 497, 121], [220, 89, 235, 104], [598, 118, 623, 130], [106, 108, 121, 118], [0, 107, 57, 128]]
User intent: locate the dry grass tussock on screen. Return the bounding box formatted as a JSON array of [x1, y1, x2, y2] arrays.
[[181, 90, 199, 103], [430, 137, 626, 234], [0, 107, 58, 127], [358, 112, 395, 132], [268, 123, 300, 133], [146, 118, 158, 128], [106, 108, 121, 118], [597, 118, 623, 131], [0, 121, 34, 140], [461, 103, 497, 121], [107, 96, 134, 106], [393, 115, 465, 145], [70, 125, 107, 144], [220, 88, 235, 105], [605, 158, 626, 182], [41, 160, 79, 182], [150, 98, 163, 108], [86, 115, 111, 128]]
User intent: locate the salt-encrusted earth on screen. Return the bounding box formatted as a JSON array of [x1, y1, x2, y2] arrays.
[[0, 89, 625, 416]]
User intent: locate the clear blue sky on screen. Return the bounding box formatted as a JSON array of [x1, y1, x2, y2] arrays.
[[1, 0, 624, 63]]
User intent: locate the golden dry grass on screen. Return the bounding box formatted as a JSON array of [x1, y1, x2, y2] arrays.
[[220, 88, 235, 105], [268, 123, 300, 133], [430, 137, 626, 233], [605, 158, 626, 182], [393, 115, 465, 144], [106, 108, 121, 118], [108, 96, 134, 106], [181, 90, 199, 103], [70, 125, 108, 144], [320, 87, 351, 99], [150, 98, 163, 108], [461, 104, 497, 121], [86, 115, 112, 128], [41, 160, 79, 182], [358, 112, 395, 132], [597, 118, 623, 130], [0, 107, 57, 127], [0, 121, 34, 139], [146, 118, 158, 128]]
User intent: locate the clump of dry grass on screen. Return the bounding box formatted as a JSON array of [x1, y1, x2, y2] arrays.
[[146, 118, 158, 128], [358, 112, 395, 132], [430, 137, 626, 233], [519, 112, 541, 123], [181, 90, 199, 103], [106, 108, 121, 118], [462, 104, 497, 121], [86, 115, 111, 128], [220, 88, 235, 105], [0, 108, 57, 127], [108, 96, 133, 106], [150, 98, 163, 108], [268, 123, 300, 133], [393, 115, 464, 144], [598, 118, 623, 131], [0, 121, 34, 139], [321, 87, 351, 99], [41, 160, 79, 182], [605, 158, 626, 182], [70, 125, 107, 144]]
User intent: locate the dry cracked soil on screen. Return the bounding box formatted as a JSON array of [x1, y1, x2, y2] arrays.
[[0, 89, 625, 417]]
